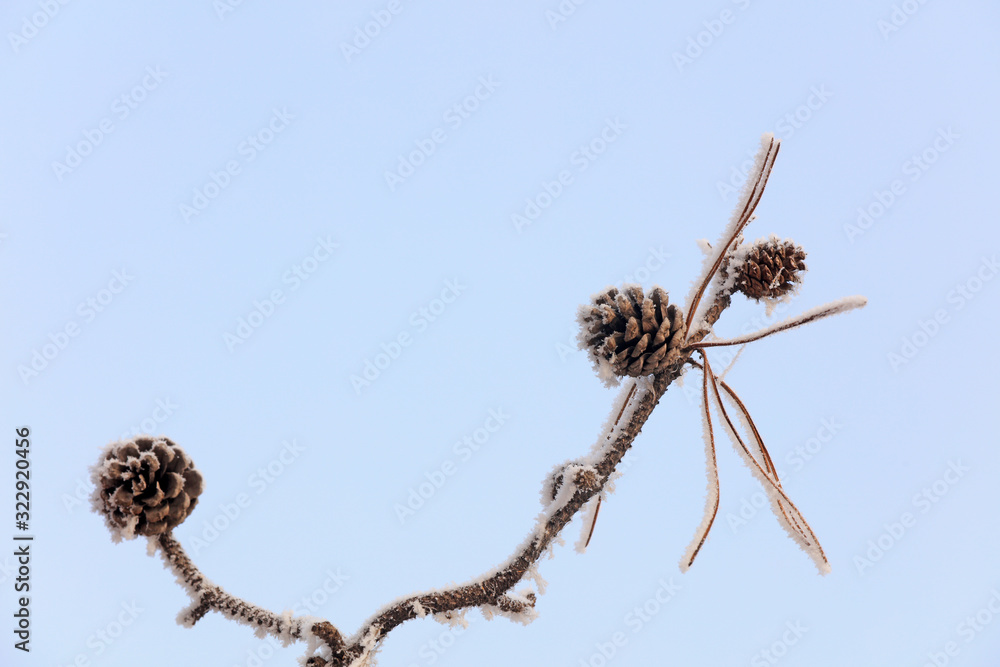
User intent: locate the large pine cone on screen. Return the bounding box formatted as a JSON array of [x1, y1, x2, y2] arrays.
[[732, 237, 807, 301], [91, 436, 203, 541], [578, 285, 685, 384]]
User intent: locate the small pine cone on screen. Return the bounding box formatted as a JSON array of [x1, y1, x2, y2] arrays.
[[577, 285, 686, 384], [732, 237, 807, 301], [91, 436, 204, 541]]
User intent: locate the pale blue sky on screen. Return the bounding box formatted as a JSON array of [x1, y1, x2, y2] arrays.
[[2, 1, 999, 666]]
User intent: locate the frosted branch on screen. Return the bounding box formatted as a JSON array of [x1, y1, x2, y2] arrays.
[[154, 532, 338, 651], [685, 134, 780, 337], [689, 296, 868, 349]]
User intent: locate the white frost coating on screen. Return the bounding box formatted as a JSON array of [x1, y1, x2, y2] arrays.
[[709, 374, 830, 575], [695, 238, 713, 256], [158, 547, 211, 600], [412, 600, 427, 618], [699, 296, 868, 349], [685, 133, 776, 337], [89, 441, 138, 542], [345, 626, 382, 667], [176, 598, 204, 628], [534, 462, 598, 540], [524, 563, 548, 595], [539, 457, 576, 508], [339, 626, 382, 667], [433, 609, 469, 629], [542, 535, 564, 561], [297, 619, 333, 667], [482, 588, 539, 626], [574, 495, 602, 554], [604, 469, 621, 495], [583, 377, 649, 466], [576, 287, 626, 388], [277, 610, 300, 646], [678, 370, 720, 573]]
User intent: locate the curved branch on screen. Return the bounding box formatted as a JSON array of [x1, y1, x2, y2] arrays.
[[155, 532, 346, 656], [148, 291, 734, 667], [324, 294, 733, 666]]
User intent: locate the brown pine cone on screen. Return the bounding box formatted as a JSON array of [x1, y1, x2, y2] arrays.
[[577, 285, 685, 384], [91, 436, 204, 541], [732, 237, 807, 301]]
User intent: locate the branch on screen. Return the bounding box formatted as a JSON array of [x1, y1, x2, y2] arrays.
[[688, 296, 868, 349], [685, 134, 780, 337], [154, 532, 347, 658], [123, 292, 730, 667], [321, 294, 733, 666]]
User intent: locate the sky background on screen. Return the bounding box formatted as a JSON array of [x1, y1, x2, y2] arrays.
[[2, 1, 999, 666]]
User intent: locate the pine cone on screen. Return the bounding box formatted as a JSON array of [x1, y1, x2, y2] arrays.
[[577, 285, 686, 384], [732, 237, 807, 301], [91, 436, 204, 541]]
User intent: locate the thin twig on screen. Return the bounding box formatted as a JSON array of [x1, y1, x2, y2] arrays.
[[703, 362, 828, 570], [689, 296, 867, 349], [685, 137, 779, 336], [681, 351, 721, 570], [155, 532, 344, 652], [581, 382, 639, 548], [583, 496, 602, 549]]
